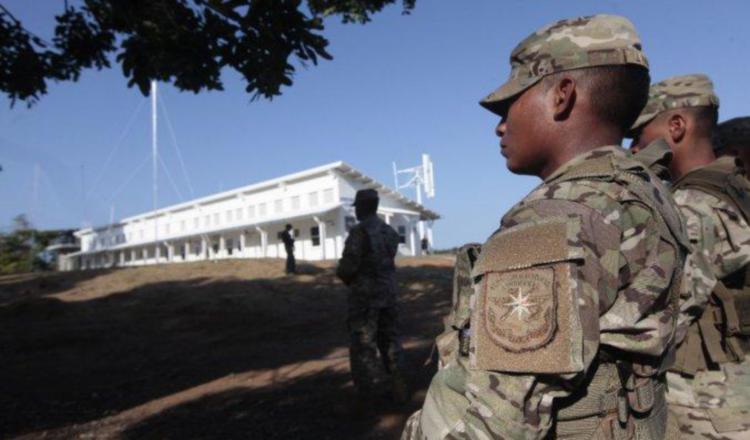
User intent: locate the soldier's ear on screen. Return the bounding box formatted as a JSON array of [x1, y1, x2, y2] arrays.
[[550, 76, 576, 121], [667, 113, 687, 144]]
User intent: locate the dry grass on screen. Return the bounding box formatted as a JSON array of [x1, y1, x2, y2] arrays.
[[0, 256, 454, 439]]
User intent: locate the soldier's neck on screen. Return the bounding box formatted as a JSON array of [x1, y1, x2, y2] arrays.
[[541, 128, 623, 179], [671, 138, 716, 180]]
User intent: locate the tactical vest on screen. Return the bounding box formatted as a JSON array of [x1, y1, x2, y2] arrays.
[[671, 158, 750, 372], [551, 152, 687, 440], [437, 151, 687, 439]]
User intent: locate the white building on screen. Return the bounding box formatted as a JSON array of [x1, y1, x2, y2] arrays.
[[67, 162, 439, 270]]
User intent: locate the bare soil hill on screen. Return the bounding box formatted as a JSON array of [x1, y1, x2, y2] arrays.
[[0, 257, 454, 439]]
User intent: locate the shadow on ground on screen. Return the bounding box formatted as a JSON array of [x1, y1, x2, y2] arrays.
[[0, 268, 113, 305], [0, 259, 452, 439]]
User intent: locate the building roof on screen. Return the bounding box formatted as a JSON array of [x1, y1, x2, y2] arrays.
[[77, 161, 439, 235]]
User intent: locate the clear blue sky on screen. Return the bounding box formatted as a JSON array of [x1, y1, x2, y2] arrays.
[[1, 0, 749, 247]]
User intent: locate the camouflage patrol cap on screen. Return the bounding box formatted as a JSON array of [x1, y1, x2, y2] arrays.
[[630, 74, 720, 132], [480, 14, 649, 115], [716, 117, 750, 149]]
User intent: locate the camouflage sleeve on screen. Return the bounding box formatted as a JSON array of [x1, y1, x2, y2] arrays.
[[387, 225, 401, 258], [336, 228, 365, 285], [408, 193, 677, 439], [667, 190, 718, 343], [675, 188, 750, 279], [714, 203, 750, 278], [675, 251, 715, 344]]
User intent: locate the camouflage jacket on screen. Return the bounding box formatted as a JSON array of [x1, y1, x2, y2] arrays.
[[336, 214, 400, 308], [674, 162, 750, 282], [409, 146, 688, 439], [632, 141, 715, 345]]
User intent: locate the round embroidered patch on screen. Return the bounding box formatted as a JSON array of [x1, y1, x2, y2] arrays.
[[483, 267, 558, 353]]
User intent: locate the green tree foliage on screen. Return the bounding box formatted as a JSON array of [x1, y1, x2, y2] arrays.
[[0, 0, 415, 106], [0, 214, 62, 273]]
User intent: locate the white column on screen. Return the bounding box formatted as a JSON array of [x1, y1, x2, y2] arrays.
[[131, 249, 137, 264], [184, 242, 190, 261], [167, 243, 174, 262], [142, 248, 148, 262], [314, 216, 327, 260], [119, 251, 125, 266], [406, 222, 417, 257], [426, 222, 434, 253], [256, 226, 267, 257], [201, 236, 208, 260], [240, 231, 247, 257]]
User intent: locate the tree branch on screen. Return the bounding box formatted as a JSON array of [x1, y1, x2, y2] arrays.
[[0, 3, 53, 46]]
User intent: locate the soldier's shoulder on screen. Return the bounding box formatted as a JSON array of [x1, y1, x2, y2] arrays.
[[673, 187, 723, 209], [513, 178, 633, 222], [346, 224, 367, 239]]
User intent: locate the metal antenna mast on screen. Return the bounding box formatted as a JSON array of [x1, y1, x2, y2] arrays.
[[392, 154, 435, 253], [151, 80, 158, 258]]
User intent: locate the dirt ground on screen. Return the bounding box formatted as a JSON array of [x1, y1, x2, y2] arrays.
[[0, 256, 454, 439]]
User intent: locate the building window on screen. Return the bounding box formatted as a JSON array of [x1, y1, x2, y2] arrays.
[[164, 223, 170, 234], [213, 213, 220, 225], [311, 226, 321, 246], [274, 199, 283, 213], [226, 210, 233, 223], [397, 226, 406, 244], [323, 188, 334, 204], [204, 215, 210, 227], [259, 203, 267, 217], [248, 205, 255, 218], [181, 220, 186, 232], [236, 208, 243, 220], [194, 217, 199, 229], [309, 191, 319, 207], [291, 195, 300, 210], [140, 229, 144, 239]]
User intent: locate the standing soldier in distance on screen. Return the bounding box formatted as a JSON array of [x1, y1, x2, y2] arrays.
[[630, 77, 750, 438], [281, 223, 296, 274], [716, 116, 750, 177], [337, 189, 406, 402], [402, 14, 689, 439]]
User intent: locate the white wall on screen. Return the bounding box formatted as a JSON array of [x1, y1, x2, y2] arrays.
[[73, 166, 433, 270], [78, 171, 340, 254]]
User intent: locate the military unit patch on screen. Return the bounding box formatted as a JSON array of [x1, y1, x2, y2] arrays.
[[483, 268, 557, 353]]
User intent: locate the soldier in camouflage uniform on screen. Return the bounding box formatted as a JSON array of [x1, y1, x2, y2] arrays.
[[716, 116, 750, 177], [336, 189, 406, 401], [631, 140, 717, 349], [630, 76, 750, 438], [402, 15, 689, 440]]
